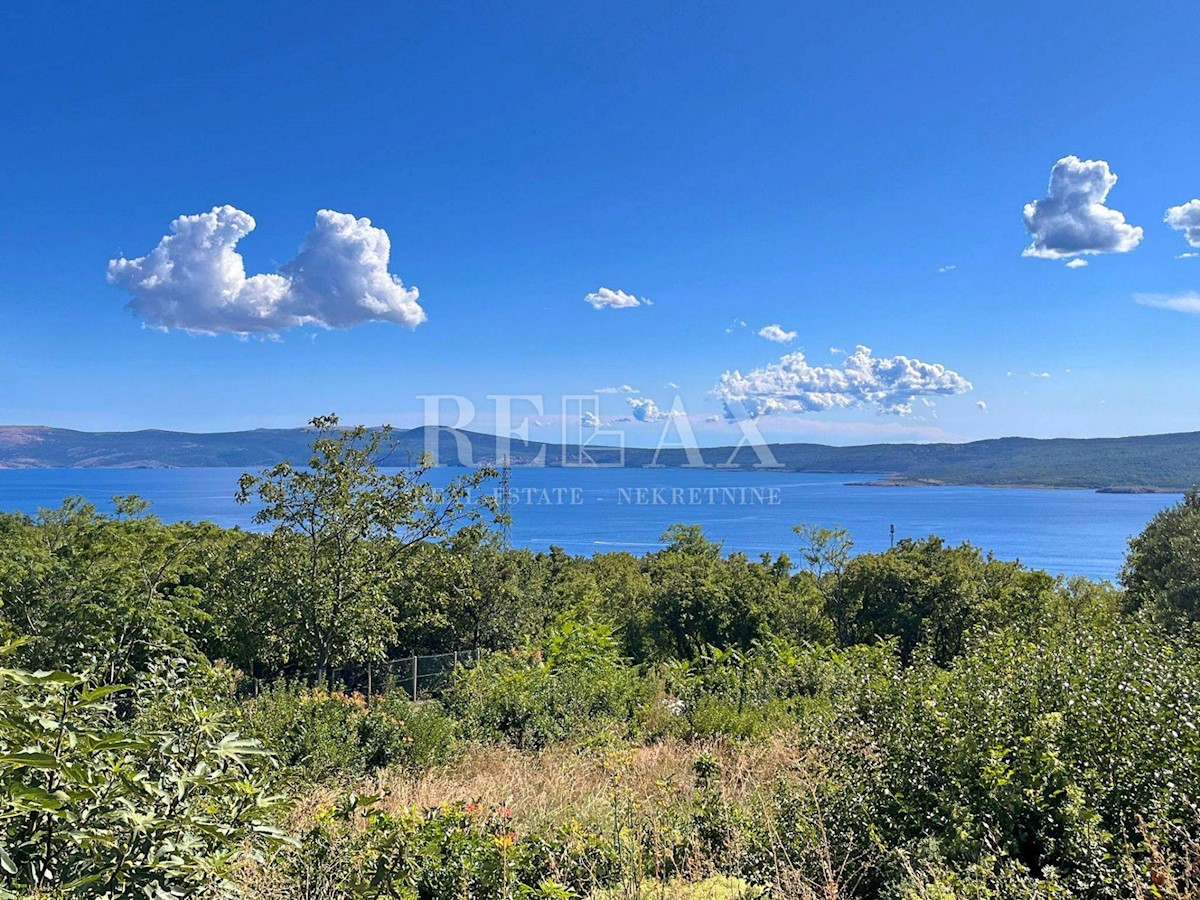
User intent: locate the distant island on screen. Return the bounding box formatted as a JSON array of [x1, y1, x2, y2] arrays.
[[0, 424, 1197, 492]]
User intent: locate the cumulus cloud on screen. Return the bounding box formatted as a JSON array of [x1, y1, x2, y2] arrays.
[[1065, 258, 1089, 269], [757, 324, 797, 343], [594, 385, 640, 394], [108, 206, 425, 335], [581, 410, 601, 428], [1180, 252, 1199, 260], [1166, 200, 1200, 249], [724, 319, 747, 333], [626, 397, 681, 423], [976, 401, 988, 411], [1022, 156, 1143, 260], [1135, 292, 1200, 315], [714, 345, 971, 419], [585, 287, 648, 310]]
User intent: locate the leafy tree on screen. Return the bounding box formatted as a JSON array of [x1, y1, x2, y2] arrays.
[[640, 525, 828, 659], [235, 414, 497, 680], [828, 536, 1058, 664], [1121, 487, 1200, 630], [0, 499, 217, 682], [793, 523, 853, 594]]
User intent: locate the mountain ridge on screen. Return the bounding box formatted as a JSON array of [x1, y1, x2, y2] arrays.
[[1, 425, 1198, 490]]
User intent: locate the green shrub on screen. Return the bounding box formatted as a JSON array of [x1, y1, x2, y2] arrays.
[[278, 797, 610, 899], [446, 620, 643, 749], [0, 649, 287, 898], [239, 681, 458, 780], [651, 638, 848, 741], [760, 622, 1200, 897]]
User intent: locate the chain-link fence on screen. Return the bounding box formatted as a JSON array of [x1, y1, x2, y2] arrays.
[[245, 649, 483, 700]]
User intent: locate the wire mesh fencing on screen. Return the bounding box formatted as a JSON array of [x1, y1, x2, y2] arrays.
[[245, 648, 483, 700]]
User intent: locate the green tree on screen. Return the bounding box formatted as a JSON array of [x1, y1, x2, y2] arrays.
[[235, 414, 497, 681], [793, 523, 853, 591], [0, 498, 217, 682], [828, 537, 1057, 664], [1121, 487, 1200, 630]]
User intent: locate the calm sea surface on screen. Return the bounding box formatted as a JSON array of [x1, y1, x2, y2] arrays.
[[0, 467, 1180, 582]]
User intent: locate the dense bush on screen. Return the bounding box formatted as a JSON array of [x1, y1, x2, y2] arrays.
[[1122, 487, 1200, 630], [0, 649, 286, 898], [446, 619, 644, 749], [753, 622, 1200, 897], [239, 682, 458, 780], [827, 536, 1060, 664]]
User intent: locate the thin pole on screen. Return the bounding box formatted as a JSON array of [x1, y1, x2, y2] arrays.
[[411, 656, 418, 701]]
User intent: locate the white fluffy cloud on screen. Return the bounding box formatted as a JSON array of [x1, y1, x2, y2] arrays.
[[1022, 156, 1143, 260], [757, 324, 797, 343], [1065, 258, 1088, 269], [108, 206, 425, 335], [584, 287, 648, 310], [581, 410, 601, 428], [1135, 292, 1200, 315], [1166, 200, 1200, 249], [626, 396, 680, 423], [976, 401, 988, 411], [714, 345, 971, 418]]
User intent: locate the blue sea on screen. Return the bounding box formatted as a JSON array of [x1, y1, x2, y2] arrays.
[[0, 467, 1180, 582]]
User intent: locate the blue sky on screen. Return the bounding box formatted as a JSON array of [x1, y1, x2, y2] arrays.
[[1, 1, 1199, 444]]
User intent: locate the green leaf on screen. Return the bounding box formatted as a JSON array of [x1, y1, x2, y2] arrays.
[[0, 751, 58, 769]]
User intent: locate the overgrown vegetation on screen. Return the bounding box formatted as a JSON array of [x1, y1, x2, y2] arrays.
[[2, 417, 1200, 898]]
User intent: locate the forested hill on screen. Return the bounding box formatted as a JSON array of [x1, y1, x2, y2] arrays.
[[1, 424, 1198, 490]]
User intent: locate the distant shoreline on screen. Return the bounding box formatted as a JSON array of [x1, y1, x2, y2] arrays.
[[2, 424, 1199, 493], [847, 478, 1186, 494]]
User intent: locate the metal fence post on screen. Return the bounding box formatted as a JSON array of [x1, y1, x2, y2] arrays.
[[411, 655, 418, 701]]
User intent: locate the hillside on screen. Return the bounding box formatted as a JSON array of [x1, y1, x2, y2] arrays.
[[0, 424, 1198, 490]]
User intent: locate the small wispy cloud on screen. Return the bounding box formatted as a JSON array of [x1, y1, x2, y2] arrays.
[[1166, 200, 1200, 249], [1065, 258, 1088, 269], [757, 323, 797, 343], [627, 396, 680, 423], [1135, 291, 1200, 315], [593, 385, 640, 394], [724, 319, 747, 334], [937, 264, 957, 274], [585, 287, 649, 310], [976, 400, 988, 411], [1030, 371, 1052, 378]]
